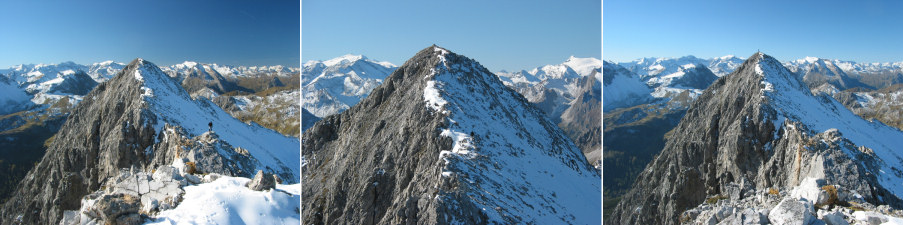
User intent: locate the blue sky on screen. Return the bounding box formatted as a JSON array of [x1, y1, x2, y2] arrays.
[[605, 1, 903, 63], [302, 0, 601, 72], [0, 0, 299, 68]]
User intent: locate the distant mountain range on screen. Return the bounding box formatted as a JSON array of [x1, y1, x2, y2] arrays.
[[0, 61, 298, 110], [301, 55, 397, 117]]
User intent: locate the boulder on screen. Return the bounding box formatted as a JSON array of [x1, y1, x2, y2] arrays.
[[152, 166, 183, 182], [203, 173, 222, 183], [852, 211, 888, 225], [769, 198, 816, 225], [87, 193, 142, 225], [246, 170, 275, 191], [819, 210, 848, 225]]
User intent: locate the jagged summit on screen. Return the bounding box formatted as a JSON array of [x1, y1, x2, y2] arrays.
[[124, 58, 298, 178], [609, 52, 903, 224], [303, 45, 599, 224], [747, 52, 810, 93]]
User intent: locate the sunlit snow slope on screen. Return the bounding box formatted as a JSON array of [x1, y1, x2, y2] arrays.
[[755, 53, 903, 197], [133, 59, 299, 181], [424, 46, 600, 224]]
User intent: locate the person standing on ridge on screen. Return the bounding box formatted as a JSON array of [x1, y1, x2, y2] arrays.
[[208, 122, 213, 132]]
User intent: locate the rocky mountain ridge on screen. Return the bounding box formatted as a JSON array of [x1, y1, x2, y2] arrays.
[[603, 54, 903, 218], [0, 60, 301, 204], [302, 45, 600, 224], [609, 52, 903, 224], [0, 59, 299, 224]]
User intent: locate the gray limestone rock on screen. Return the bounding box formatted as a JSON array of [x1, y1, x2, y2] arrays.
[[84, 193, 143, 225], [819, 210, 848, 225], [150, 126, 259, 179], [246, 170, 276, 191], [558, 73, 601, 165], [769, 198, 815, 225]]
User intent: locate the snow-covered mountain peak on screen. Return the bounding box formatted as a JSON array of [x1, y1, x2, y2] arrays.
[[740, 53, 903, 199], [717, 54, 737, 60], [424, 46, 599, 223], [562, 56, 602, 76], [321, 54, 367, 67], [303, 45, 600, 224], [127, 59, 186, 98], [679, 63, 698, 70], [302, 54, 398, 117], [753, 53, 806, 89], [800, 56, 821, 64], [94, 60, 116, 66], [603, 61, 651, 111], [121, 58, 299, 181], [174, 61, 200, 68]]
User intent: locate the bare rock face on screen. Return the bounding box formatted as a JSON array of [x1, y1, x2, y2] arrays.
[[81, 193, 144, 225], [558, 72, 601, 166], [0, 59, 159, 224], [246, 170, 276, 191], [149, 125, 258, 178], [184, 131, 257, 177]]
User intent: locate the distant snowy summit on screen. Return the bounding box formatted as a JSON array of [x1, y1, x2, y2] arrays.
[[616, 55, 903, 86], [302, 54, 397, 117], [166, 61, 298, 79], [496, 56, 601, 87], [1, 61, 298, 84], [619, 55, 745, 78]]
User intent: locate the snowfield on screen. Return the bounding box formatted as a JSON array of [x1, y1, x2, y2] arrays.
[[147, 176, 300, 225]]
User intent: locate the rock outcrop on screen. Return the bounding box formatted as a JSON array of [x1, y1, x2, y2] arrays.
[[559, 72, 602, 166], [246, 170, 276, 191], [302, 45, 600, 224]]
